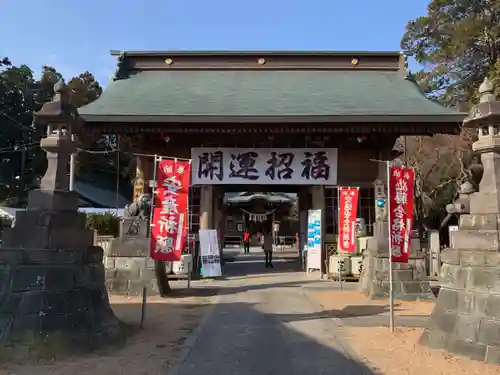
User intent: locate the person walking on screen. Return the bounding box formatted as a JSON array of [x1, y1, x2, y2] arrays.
[[242, 229, 251, 254], [262, 228, 274, 268]]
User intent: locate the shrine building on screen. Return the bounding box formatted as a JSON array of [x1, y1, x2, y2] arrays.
[[79, 50, 464, 265]]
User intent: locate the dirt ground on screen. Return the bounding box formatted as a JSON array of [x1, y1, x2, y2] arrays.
[[0, 290, 216, 375], [311, 290, 500, 375]]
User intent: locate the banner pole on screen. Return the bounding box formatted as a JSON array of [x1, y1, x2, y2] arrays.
[[187, 160, 192, 289], [387, 160, 395, 332], [141, 154, 159, 329], [337, 186, 342, 291]]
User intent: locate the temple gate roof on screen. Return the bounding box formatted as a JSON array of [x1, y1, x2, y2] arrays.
[[79, 50, 465, 132]]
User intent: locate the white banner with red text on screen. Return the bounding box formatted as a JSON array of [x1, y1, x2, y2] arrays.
[[388, 166, 415, 263], [338, 187, 359, 253], [191, 148, 338, 185], [150, 158, 191, 261]]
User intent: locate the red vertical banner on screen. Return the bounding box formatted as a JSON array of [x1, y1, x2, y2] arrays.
[[388, 166, 415, 263], [338, 187, 359, 252], [150, 158, 191, 261]]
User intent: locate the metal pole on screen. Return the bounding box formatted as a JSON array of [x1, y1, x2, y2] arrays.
[[386, 160, 395, 332], [186, 160, 192, 289], [69, 134, 76, 191], [115, 135, 120, 216], [19, 146, 26, 202], [337, 186, 343, 291], [141, 154, 159, 329], [271, 210, 278, 250], [369, 158, 395, 332]]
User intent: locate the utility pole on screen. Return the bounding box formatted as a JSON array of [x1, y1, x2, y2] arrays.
[[18, 146, 26, 203], [69, 134, 75, 191]]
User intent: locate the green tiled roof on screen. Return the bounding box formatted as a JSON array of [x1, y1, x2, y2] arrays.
[[80, 70, 464, 121]]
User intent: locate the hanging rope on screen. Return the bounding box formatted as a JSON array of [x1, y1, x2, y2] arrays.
[[240, 208, 276, 223]]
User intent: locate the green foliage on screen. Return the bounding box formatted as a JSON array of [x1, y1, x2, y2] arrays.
[[86, 212, 120, 236], [401, 0, 500, 107], [400, 1, 497, 227], [0, 59, 45, 206], [0, 57, 134, 206]]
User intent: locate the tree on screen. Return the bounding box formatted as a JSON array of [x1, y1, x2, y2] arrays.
[[399, 1, 497, 226], [401, 0, 500, 107], [0, 58, 42, 205], [0, 60, 132, 206], [65, 72, 133, 198], [404, 131, 475, 229]]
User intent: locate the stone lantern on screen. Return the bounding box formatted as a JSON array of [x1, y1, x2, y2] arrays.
[[419, 78, 500, 364], [358, 142, 432, 301], [0, 81, 123, 362]]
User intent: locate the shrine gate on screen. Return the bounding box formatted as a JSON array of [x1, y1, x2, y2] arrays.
[[79, 50, 464, 271]]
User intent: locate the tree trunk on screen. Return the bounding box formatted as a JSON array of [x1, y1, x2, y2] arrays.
[[154, 260, 171, 297]]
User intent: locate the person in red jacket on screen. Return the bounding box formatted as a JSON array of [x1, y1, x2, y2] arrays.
[[243, 229, 251, 254]]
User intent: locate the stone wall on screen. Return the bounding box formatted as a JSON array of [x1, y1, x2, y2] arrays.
[[96, 234, 160, 297], [359, 220, 432, 300], [360, 247, 430, 299], [420, 227, 500, 363]]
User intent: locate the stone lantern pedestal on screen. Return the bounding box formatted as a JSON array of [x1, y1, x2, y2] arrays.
[[0, 81, 123, 361], [420, 78, 500, 364], [359, 152, 433, 300]]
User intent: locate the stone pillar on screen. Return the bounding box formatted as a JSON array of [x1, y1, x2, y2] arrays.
[[359, 149, 432, 300], [200, 185, 214, 230], [419, 78, 500, 364], [0, 81, 123, 362]]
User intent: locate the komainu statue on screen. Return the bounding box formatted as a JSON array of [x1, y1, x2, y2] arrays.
[[125, 193, 151, 219], [124, 193, 172, 296]]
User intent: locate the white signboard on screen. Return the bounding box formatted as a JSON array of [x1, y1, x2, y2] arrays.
[[191, 148, 338, 185], [199, 229, 222, 277], [306, 209, 322, 271]]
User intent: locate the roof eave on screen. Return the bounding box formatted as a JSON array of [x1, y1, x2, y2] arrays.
[[80, 114, 466, 124], [110, 50, 403, 58]]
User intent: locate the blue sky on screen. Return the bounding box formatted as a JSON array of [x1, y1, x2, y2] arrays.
[[0, 0, 428, 85]]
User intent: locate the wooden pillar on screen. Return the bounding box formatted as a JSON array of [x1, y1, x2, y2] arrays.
[[213, 187, 226, 260], [133, 155, 153, 199], [199, 186, 214, 230]]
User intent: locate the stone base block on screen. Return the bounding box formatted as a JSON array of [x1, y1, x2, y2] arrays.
[[0, 246, 124, 362], [108, 238, 149, 257], [459, 213, 500, 231], [420, 250, 500, 364], [27, 189, 79, 211], [450, 229, 500, 251], [359, 250, 433, 301], [104, 256, 160, 297], [119, 217, 149, 238], [366, 280, 434, 300], [2, 210, 94, 249], [469, 191, 500, 215]]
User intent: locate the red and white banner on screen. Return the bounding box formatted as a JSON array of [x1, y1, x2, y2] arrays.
[[150, 159, 191, 261], [388, 166, 415, 263], [338, 187, 359, 252]]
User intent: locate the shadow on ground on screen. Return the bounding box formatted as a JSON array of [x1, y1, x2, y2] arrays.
[[164, 279, 316, 298], [167, 301, 378, 375], [2, 300, 378, 374]]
